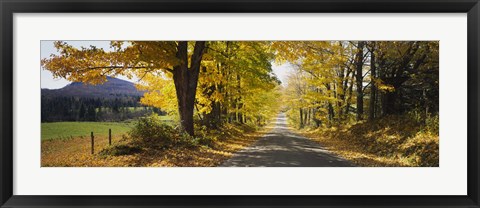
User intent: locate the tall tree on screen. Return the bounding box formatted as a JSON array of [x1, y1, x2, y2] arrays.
[[368, 42, 377, 121], [42, 41, 205, 136], [355, 41, 365, 121], [171, 41, 206, 135]]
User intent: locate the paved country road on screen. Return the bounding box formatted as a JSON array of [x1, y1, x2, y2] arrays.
[[221, 113, 353, 167]]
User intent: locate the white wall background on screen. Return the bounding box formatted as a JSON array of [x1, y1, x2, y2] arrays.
[[13, 13, 467, 195]]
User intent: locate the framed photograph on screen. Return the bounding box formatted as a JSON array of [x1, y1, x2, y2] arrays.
[[1, 0, 479, 207]]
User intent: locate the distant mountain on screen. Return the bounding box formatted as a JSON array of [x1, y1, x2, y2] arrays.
[[41, 77, 144, 99]]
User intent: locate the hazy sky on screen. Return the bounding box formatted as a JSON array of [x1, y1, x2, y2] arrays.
[[40, 41, 293, 89]]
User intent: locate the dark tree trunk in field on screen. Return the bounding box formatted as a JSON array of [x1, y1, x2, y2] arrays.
[[369, 43, 377, 121], [312, 107, 321, 127], [382, 91, 397, 115], [203, 83, 222, 129], [238, 109, 243, 124], [214, 101, 221, 125], [342, 66, 352, 119], [328, 103, 335, 122], [345, 69, 355, 115], [303, 109, 308, 126], [306, 108, 311, 126], [172, 41, 206, 136], [313, 88, 322, 127], [380, 77, 409, 116], [299, 108, 304, 128], [355, 41, 365, 121], [204, 63, 223, 129], [325, 83, 335, 122], [237, 74, 244, 124]]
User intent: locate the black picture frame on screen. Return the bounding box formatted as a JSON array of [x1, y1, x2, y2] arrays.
[[1, 0, 479, 207]]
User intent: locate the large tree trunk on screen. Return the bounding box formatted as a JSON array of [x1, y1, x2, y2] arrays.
[[355, 41, 365, 121], [172, 41, 206, 136], [382, 91, 397, 115]]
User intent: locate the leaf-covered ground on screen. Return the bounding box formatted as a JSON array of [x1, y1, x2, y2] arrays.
[[295, 115, 439, 167], [41, 124, 268, 167]]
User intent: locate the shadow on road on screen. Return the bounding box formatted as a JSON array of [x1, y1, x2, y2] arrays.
[[221, 113, 353, 167]]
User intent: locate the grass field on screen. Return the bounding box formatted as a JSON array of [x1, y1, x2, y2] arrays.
[[41, 122, 135, 141], [41, 116, 173, 141]]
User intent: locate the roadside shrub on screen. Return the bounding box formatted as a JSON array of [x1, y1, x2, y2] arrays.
[[129, 113, 206, 149], [129, 114, 179, 148], [193, 124, 217, 147], [190, 121, 258, 147]]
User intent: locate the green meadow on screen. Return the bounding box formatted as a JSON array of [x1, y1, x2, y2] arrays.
[[41, 116, 173, 141], [41, 122, 135, 141]]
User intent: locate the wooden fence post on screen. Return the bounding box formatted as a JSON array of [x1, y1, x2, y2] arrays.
[[109, 129, 112, 146], [91, 132, 94, 154]]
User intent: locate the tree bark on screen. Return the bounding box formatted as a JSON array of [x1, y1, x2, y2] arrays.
[[369, 43, 377, 121], [307, 108, 311, 126], [299, 108, 304, 128], [382, 91, 397, 115], [325, 83, 335, 122], [355, 41, 365, 121], [345, 69, 355, 115], [237, 74, 243, 124], [172, 41, 206, 136], [312, 107, 321, 127]]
